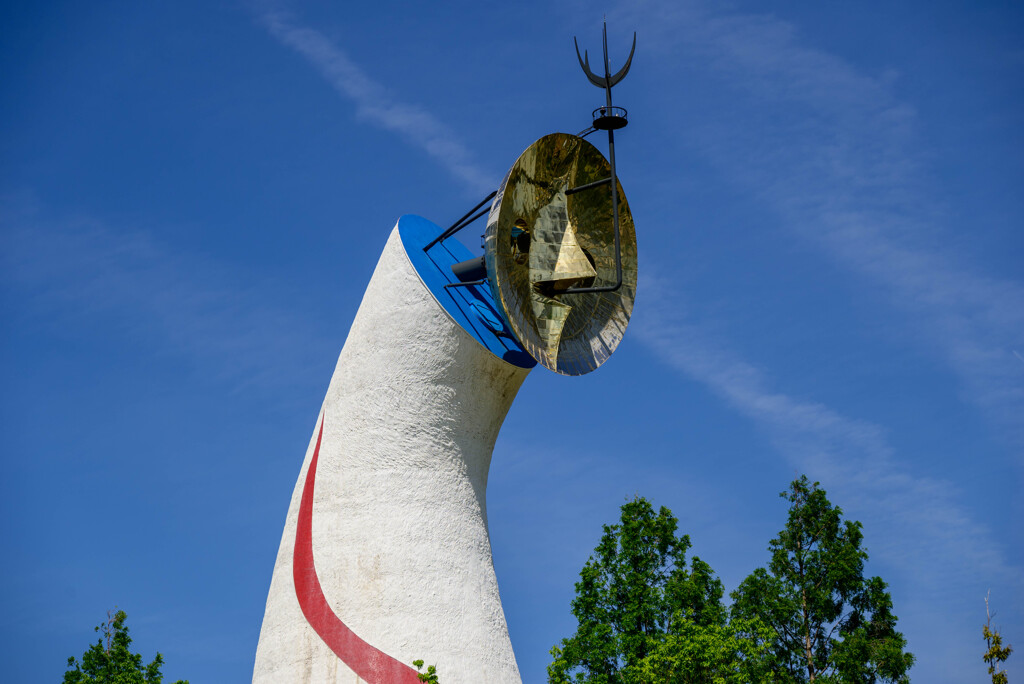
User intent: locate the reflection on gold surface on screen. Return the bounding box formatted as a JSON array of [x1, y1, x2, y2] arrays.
[[484, 133, 638, 375]]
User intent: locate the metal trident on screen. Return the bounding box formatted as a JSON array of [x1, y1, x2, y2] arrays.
[[559, 21, 636, 296], [574, 21, 636, 110]]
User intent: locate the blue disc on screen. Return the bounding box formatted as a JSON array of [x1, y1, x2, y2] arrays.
[[399, 215, 536, 369]]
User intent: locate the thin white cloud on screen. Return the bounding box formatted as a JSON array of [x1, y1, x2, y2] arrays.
[[258, 11, 495, 195], [632, 270, 1016, 680], [609, 5, 1022, 673], [0, 194, 332, 397], [619, 0, 1024, 446], [634, 271, 1021, 641]]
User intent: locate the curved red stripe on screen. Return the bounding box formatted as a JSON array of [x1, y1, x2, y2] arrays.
[[293, 417, 422, 683]]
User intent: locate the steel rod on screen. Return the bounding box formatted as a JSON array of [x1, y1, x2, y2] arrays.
[[443, 279, 487, 288], [565, 176, 612, 195], [424, 191, 497, 251]]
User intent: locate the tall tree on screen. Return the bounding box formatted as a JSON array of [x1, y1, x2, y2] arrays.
[[548, 497, 771, 684], [983, 591, 1013, 684], [731, 476, 914, 683], [63, 609, 188, 684]]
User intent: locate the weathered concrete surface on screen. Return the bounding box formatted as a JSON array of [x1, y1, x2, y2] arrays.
[[253, 225, 529, 683]]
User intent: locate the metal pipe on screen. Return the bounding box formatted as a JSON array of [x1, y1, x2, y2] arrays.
[[451, 255, 486, 282]]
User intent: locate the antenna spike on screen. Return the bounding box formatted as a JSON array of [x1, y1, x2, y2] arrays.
[[608, 32, 636, 86], [602, 21, 610, 80]]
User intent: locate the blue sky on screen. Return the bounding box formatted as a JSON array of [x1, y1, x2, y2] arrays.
[[1, 1, 1020, 682]]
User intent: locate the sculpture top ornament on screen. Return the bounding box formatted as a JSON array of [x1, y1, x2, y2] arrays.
[[431, 21, 638, 375]]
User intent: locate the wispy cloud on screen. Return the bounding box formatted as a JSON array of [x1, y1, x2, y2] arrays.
[[258, 11, 495, 195], [0, 194, 333, 397], [620, 0, 1024, 445], [635, 270, 1019, 591], [611, 3, 1022, 673]]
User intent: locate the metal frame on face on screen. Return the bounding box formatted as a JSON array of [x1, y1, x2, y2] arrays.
[[563, 22, 635, 294]]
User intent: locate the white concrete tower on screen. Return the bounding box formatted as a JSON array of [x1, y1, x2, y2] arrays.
[[253, 216, 533, 683]]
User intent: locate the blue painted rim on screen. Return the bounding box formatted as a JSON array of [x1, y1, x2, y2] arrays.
[[398, 215, 536, 369]]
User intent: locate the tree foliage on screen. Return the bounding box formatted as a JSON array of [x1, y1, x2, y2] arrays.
[[548, 497, 771, 683], [63, 609, 188, 684], [628, 616, 775, 684], [413, 659, 441, 683], [730, 476, 914, 683], [983, 592, 1013, 684]]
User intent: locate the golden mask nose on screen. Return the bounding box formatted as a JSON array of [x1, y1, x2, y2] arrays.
[[529, 191, 597, 293], [524, 190, 598, 366]]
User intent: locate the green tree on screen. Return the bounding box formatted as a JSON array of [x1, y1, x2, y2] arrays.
[[731, 476, 914, 683], [983, 592, 1013, 684], [548, 496, 771, 683], [63, 609, 188, 684]]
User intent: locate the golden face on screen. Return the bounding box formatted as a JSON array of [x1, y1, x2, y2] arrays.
[[484, 133, 638, 375]]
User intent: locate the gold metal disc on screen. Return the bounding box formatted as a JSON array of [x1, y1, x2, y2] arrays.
[[484, 133, 638, 375]]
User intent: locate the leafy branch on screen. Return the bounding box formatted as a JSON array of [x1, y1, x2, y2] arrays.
[[413, 659, 440, 683]]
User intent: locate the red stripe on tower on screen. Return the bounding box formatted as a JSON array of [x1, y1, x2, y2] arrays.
[[292, 417, 422, 684]]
